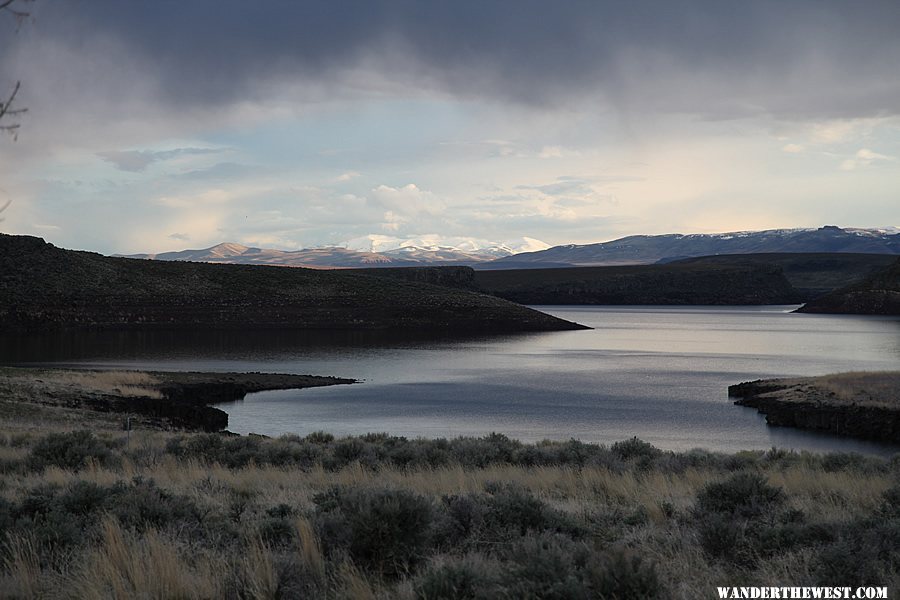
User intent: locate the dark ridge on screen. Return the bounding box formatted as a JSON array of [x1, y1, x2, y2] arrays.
[[667, 253, 898, 301], [470, 261, 801, 305], [0, 234, 587, 332], [796, 257, 900, 315]]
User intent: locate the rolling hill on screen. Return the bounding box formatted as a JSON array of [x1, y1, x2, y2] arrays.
[[0, 235, 586, 333], [481, 226, 900, 268]]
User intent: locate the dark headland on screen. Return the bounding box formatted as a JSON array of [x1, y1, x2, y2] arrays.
[[796, 257, 900, 315], [729, 372, 900, 442], [357, 252, 895, 306], [0, 234, 586, 333]]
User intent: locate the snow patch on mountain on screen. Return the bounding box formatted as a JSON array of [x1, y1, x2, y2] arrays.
[[339, 234, 550, 258]]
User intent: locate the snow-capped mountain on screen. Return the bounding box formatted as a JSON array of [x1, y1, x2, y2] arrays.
[[339, 234, 550, 259], [482, 226, 900, 268], [118, 235, 551, 268]]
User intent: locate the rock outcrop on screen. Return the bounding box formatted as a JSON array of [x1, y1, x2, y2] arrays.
[[729, 374, 900, 442]]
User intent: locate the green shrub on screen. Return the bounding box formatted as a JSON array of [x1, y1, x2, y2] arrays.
[[879, 485, 900, 518], [414, 556, 501, 600], [482, 483, 582, 540], [258, 517, 296, 546], [27, 430, 116, 471], [697, 512, 748, 563], [433, 494, 486, 550], [108, 478, 200, 532], [314, 486, 435, 576], [695, 472, 784, 518], [304, 431, 334, 444], [610, 437, 663, 462], [587, 547, 666, 599], [165, 433, 225, 463], [498, 534, 592, 600], [813, 537, 882, 587]]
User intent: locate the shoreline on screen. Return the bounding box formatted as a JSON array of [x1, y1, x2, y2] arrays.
[[729, 372, 900, 443], [0, 367, 355, 432]]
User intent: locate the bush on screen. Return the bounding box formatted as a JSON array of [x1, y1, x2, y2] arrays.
[[587, 547, 666, 599], [414, 556, 501, 600], [165, 433, 225, 463], [433, 494, 486, 550], [304, 431, 334, 444], [107, 478, 200, 532], [27, 430, 116, 471], [879, 485, 900, 518], [482, 483, 581, 540], [610, 437, 663, 462], [498, 534, 592, 600], [695, 472, 784, 518], [314, 486, 435, 576], [697, 513, 749, 563]]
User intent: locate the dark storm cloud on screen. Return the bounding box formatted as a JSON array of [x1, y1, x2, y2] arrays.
[[8, 0, 900, 119]]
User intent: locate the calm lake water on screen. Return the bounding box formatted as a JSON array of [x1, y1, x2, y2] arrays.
[[5, 306, 900, 455]]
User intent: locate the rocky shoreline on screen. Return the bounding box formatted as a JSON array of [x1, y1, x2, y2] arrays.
[[729, 373, 900, 442], [0, 368, 354, 432]]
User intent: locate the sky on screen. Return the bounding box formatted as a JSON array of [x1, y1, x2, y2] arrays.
[[0, 0, 898, 254]]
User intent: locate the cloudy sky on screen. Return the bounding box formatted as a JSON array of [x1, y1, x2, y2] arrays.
[[1, 0, 898, 254]]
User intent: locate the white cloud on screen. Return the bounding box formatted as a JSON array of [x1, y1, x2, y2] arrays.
[[335, 171, 361, 182], [370, 183, 444, 216], [538, 145, 563, 159], [781, 143, 804, 153], [839, 148, 895, 171]]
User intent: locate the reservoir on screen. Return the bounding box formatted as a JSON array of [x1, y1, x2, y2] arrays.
[[4, 306, 899, 455]]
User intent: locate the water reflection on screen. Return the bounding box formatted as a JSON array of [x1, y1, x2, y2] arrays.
[[2, 306, 899, 456]]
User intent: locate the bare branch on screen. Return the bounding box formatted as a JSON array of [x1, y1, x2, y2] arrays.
[[1, 1, 35, 139], [0, 0, 33, 26], [0, 81, 26, 139]]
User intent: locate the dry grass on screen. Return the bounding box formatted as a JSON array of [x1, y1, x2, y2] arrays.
[[763, 371, 900, 408], [0, 421, 898, 598], [38, 370, 163, 399], [812, 371, 900, 406], [71, 518, 222, 599]]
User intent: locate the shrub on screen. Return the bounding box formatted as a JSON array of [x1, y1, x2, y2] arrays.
[[695, 472, 784, 518], [27, 430, 115, 471], [813, 537, 882, 587], [697, 513, 748, 563], [314, 487, 435, 576], [13, 482, 112, 554], [481, 483, 582, 540], [304, 431, 334, 444], [587, 547, 666, 599], [433, 494, 486, 550], [498, 534, 592, 600], [879, 485, 900, 518], [414, 556, 501, 600], [108, 478, 200, 532], [448, 434, 521, 468], [610, 437, 663, 462], [165, 433, 225, 463], [258, 517, 296, 546]]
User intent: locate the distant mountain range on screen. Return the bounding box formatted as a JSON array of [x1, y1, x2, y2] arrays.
[[481, 226, 900, 269], [120, 236, 551, 268], [119, 226, 900, 269]]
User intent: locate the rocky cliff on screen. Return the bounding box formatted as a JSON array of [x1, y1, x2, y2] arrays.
[[729, 373, 900, 442]]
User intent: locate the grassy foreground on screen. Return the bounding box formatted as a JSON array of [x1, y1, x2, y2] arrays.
[[1, 421, 899, 599]]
